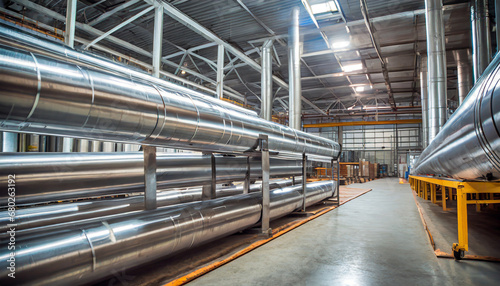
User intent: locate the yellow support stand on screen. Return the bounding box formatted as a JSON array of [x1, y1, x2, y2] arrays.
[[409, 175, 500, 260]]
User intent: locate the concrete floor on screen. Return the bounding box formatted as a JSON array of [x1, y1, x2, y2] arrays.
[[188, 178, 500, 286]]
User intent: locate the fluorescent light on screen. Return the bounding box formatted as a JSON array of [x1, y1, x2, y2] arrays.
[[311, 1, 338, 14], [355, 86, 365, 92], [342, 63, 363, 72], [331, 41, 349, 50]]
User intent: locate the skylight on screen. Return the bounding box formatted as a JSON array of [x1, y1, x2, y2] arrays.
[[311, 1, 338, 14]]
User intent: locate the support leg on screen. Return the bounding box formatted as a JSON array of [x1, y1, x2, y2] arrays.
[[260, 135, 271, 236], [202, 153, 216, 200], [442, 187, 447, 210], [302, 153, 307, 211], [453, 185, 468, 259], [143, 145, 157, 210]]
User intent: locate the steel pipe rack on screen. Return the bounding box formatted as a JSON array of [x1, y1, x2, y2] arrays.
[[409, 175, 500, 259], [0, 180, 335, 285]]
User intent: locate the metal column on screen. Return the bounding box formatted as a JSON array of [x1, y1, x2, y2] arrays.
[[337, 126, 343, 146], [471, 0, 492, 82], [288, 6, 302, 130], [152, 4, 164, 78], [202, 153, 217, 200], [64, 0, 77, 48], [243, 157, 250, 194], [420, 55, 429, 148], [143, 145, 157, 210], [301, 153, 307, 212], [143, 5, 163, 210], [216, 44, 224, 99], [425, 0, 447, 143], [259, 135, 271, 235], [453, 49, 472, 106], [261, 40, 273, 121]]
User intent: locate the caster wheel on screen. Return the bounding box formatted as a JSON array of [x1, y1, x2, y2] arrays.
[[453, 249, 465, 260]]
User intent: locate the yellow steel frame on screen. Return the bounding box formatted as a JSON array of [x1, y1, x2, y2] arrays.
[[409, 175, 500, 255]]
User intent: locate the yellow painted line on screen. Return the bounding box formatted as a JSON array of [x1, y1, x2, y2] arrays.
[[164, 188, 372, 286]]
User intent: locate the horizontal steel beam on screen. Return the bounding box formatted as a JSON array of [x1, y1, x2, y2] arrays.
[[303, 119, 422, 128]]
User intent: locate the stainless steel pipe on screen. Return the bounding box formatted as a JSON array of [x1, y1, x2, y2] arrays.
[[0, 25, 339, 159], [0, 180, 335, 285], [288, 6, 302, 130], [0, 153, 303, 204], [261, 39, 273, 121], [471, 0, 492, 82], [412, 52, 500, 181], [425, 0, 447, 143], [0, 178, 299, 232], [453, 49, 472, 106], [420, 55, 429, 148]]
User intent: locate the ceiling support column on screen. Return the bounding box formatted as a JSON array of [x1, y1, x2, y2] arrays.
[[64, 0, 77, 48], [425, 0, 447, 143], [216, 44, 224, 99], [420, 55, 429, 149], [288, 7, 302, 130], [261, 40, 273, 121], [471, 0, 492, 82]]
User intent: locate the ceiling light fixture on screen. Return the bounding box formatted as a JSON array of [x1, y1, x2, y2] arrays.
[[331, 40, 349, 50], [181, 70, 186, 74], [342, 63, 363, 72], [311, 1, 338, 14], [355, 86, 365, 92]]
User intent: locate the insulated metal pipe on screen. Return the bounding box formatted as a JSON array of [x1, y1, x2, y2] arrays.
[[420, 55, 429, 148], [261, 39, 273, 121], [412, 52, 500, 181], [0, 178, 300, 232], [453, 49, 473, 106], [425, 0, 447, 143], [471, 0, 492, 82], [288, 6, 302, 130], [0, 180, 335, 285], [0, 153, 304, 204], [0, 34, 339, 160]]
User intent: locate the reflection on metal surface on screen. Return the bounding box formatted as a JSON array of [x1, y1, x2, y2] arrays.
[[0, 178, 299, 232], [0, 181, 335, 285], [413, 53, 500, 181], [0, 24, 340, 160], [0, 153, 303, 204]]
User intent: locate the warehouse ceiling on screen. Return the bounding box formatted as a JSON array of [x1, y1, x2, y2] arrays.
[[1, 0, 472, 116]]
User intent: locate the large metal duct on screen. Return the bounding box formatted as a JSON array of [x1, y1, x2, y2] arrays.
[[0, 180, 335, 285], [0, 42, 339, 160], [420, 55, 429, 148], [261, 39, 273, 121], [412, 53, 500, 181], [0, 178, 299, 232], [471, 0, 492, 82], [425, 0, 447, 143], [453, 49, 473, 106], [288, 7, 302, 130], [0, 153, 303, 204]]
